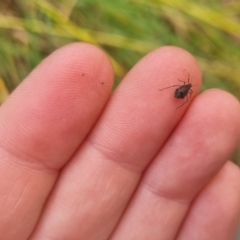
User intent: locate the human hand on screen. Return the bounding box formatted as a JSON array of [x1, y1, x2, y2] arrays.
[[0, 43, 240, 240]]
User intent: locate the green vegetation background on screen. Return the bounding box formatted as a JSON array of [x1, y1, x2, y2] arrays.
[[0, 0, 240, 164]]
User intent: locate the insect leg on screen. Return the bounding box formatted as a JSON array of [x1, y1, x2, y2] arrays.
[[176, 94, 188, 109], [187, 72, 190, 84], [189, 89, 193, 98], [178, 78, 186, 85]]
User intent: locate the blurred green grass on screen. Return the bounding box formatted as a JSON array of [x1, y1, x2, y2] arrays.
[[0, 0, 240, 164]]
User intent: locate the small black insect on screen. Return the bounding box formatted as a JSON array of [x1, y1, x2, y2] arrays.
[[159, 73, 193, 108]]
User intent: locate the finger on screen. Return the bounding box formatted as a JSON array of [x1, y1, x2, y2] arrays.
[[0, 43, 113, 240], [177, 161, 240, 240], [30, 47, 201, 240], [110, 90, 240, 240]]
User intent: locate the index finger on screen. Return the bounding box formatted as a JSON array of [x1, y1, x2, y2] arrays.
[[0, 43, 114, 240]]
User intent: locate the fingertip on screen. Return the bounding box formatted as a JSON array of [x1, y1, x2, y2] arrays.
[[217, 161, 240, 189], [190, 89, 240, 142], [0, 43, 114, 170], [151, 46, 202, 85], [34, 42, 114, 90], [142, 46, 202, 111]]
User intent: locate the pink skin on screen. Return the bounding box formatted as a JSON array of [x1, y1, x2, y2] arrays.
[[0, 43, 240, 240]]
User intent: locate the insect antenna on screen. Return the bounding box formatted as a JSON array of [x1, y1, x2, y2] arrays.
[[159, 85, 181, 91]]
